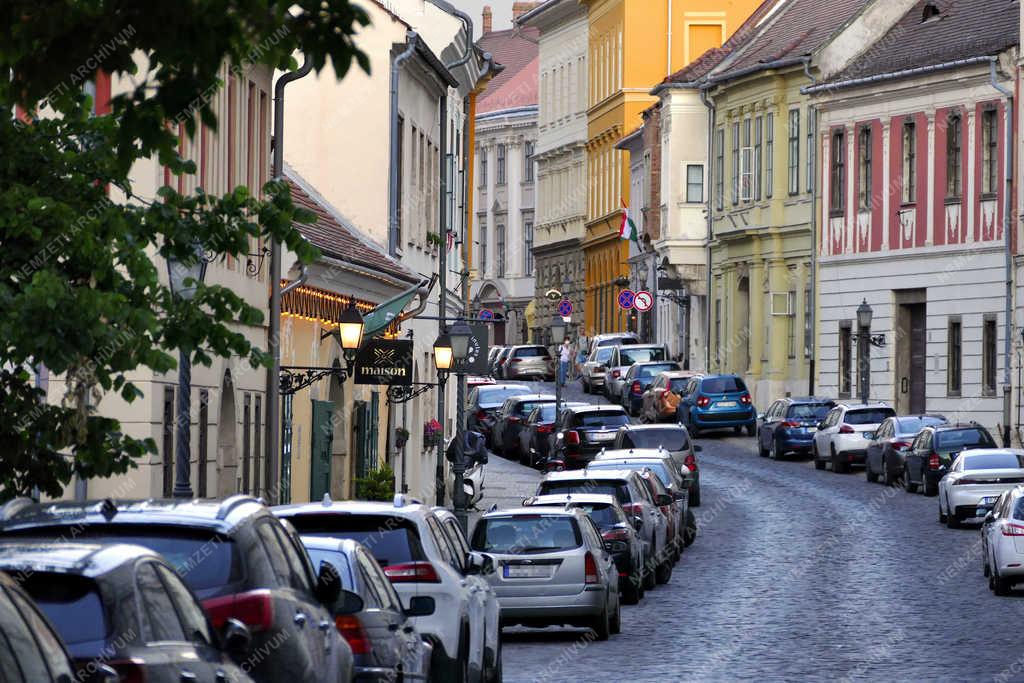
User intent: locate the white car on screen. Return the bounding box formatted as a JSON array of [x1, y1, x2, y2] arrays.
[[604, 344, 670, 400], [580, 345, 616, 394], [812, 402, 896, 473], [982, 485, 1024, 594], [274, 496, 502, 683], [939, 449, 1024, 528]]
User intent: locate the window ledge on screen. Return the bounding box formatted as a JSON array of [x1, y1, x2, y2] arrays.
[[829, 209, 846, 219], [899, 202, 917, 209], [944, 196, 962, 206], [981, 193, 998, 202]]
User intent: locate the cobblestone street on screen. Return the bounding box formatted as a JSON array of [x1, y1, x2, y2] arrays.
[[480, 380, 1024, 683]]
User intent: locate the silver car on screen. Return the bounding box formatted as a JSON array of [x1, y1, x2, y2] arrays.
[[982, 485, 1024, 594], [939, 449, 1024, 528], [611, 424, 702, 506], [503, 345, 554, 381], [469, 507, 621, 640], [604, 344, 670, 400], [580, 345, 616, 394]]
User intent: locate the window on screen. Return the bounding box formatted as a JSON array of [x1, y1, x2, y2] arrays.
[[686, 164, 704, 203], [902, 121, 916, 204], [766, 113, 774, 198], [154, 564, 213, 646], [524, 142, 535, 181], [788, 109, 800, 195], [839, 323, 852, 397], [731, 121, 740, 205], [497, 144, 506, 185], [479, 223, 487, 275], [858, 127, 872, 210], [830, 129, 845, 214], [242, 393, 250, 494], [524, 220, 534, 273], [983, 317, 997, 395], [396, 115, 404, 242], [480, 150, 487, 186], [714, 298, 722, 367], [806, 108, 814, 192], [804, 287, 812, 358], [982, 109, 998, 196], [136, 563, 186, 642], [714, 129, 724, 210], [754, 116, 763, 200], [787, 287, 796, 359], [162, 386, 174, 498], [948, 318, 962, 395], [946, 114, 962, 199], [496, 224, 505, 276]]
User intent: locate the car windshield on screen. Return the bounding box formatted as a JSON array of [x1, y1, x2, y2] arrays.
[[701, 377, 746, 393], [19, 573, 107, 654], [516, 400, 553, 416], [636, 364, 680, 380], [304, 548, 355, 591], [619, 347, 666, 365], [571, 504, 621, 527], [668, 378, 689, 393], [284, 515, 427, 567], [592, 461, 672, 487], [516, 347, 549, 358], [470, 515, 581, 554], [538, 481, 630, 505], [936, 428, 995, 452], [597, 336, 635, 347], [535, 404, 558, 422], [72, 528, 240, 592], [575, 412, 630, 428], [787, 403, 833, 420], [593, 347, 615, 362], [1014, 499, 1024, 521], [963, 453, 1024, 470], [845, 408, 896, 425], [478, 386, 531, 407], [622, 429, 689, 451], [896, 416, 946, 434]]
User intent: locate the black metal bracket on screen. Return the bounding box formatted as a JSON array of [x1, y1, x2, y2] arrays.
[[246, 246, 271, 277], [851, 333, 886, 348], [280, 363, 348, 395], [387, 382, 440, 405]]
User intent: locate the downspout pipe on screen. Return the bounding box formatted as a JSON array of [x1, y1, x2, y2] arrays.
[[700, 85, 715, 372], [266, 54, 312, 502], [804, 58, 817, 396], [389, 33, 419, 257], [989, 57, 1014, 447], [423, 0, 474, 70]]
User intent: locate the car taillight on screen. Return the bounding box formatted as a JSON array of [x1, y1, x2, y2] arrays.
[[202, 590, 274, 632], [565, 431, 581, 445], [1003, 523, 1024, 536], [602, 528, 630, 542], [621, 502, 641, 515], [891, 441, 911, 449], [684, 453, 697, 471], [537, 424, 553, 433], [508, 416, 522, 424], [383, 561, 441, 583], [510, 358, 522, 363], [476, 410, 487, 420], [584, 552, 599, 584], [107, 659, 147, 683], [838, 424, 855, 434], [928, 453, 941, 470], [631, 381, 642, 395], [954, 478, 980, 485], [782, 421, 800, 428], [334, 614, 372, 655], [612, 370, 621, 379], [696, 395, 710, 408], [740, 393, 751, 405]]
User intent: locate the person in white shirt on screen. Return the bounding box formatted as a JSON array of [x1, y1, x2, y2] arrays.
[[558, 338, 571, 387]]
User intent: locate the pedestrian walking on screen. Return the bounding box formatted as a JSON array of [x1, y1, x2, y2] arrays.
[[558, 338, 571, 387]]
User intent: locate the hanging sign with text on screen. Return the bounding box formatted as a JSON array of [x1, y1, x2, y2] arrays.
[[354, 339, 414, 386]]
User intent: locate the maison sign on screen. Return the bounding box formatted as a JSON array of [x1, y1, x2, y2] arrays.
[[354, 339, 413, 386]]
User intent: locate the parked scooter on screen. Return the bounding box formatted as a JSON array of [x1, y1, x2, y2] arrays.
[[445, 431, 488, 510]]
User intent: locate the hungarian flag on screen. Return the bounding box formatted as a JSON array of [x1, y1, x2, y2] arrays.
[[446, 230, 455, 252], [619, 201, 638, 243]]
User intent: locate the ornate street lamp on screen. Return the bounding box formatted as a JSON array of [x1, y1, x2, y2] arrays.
[[449, 318, 473, 362], [337, 303, 366, 367], [433, 332, 454, 382], [551, 311, 568, 421], [447, 317, 474, 533], [857, 299, 873, 330]]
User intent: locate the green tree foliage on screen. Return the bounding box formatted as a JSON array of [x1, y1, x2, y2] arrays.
[[354, 465, 396, 502], [0, 1, 371, 500]]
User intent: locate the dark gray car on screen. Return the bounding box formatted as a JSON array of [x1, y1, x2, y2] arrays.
[[865, 415, 947, 485]]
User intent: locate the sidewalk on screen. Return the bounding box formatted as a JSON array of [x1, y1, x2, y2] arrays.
[[469, 452, 542, 531]]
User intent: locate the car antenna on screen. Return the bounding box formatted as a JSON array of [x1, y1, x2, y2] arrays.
[[487, 503, 498, 513]]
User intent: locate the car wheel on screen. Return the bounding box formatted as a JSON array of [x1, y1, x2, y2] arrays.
[[923, 478, 938, 497], [583, 380, 590, 394], [591, 602, 611, 641], [609, 597, 622, 635], [684, 509, 697, 547], [485, 639, 502, 683], [994, 573, 1012, 596], [621, 565, 642, 605], [883, 467, 895, 487], [655, 554, 672, 584], [946, 500, 960, 529], [938, 501, 947, 524], [905, 475, 919, 493], [519, 448, 531, 468], [745, 422, 756, 437], [831, 446, 847, 474], [769, 439, 779, 460], [690, 486, 701, 507], [641, 550, 656, 590], [813, 444, 826, 470], [758, 438, 769, 457], [866, 462, 878, 483]]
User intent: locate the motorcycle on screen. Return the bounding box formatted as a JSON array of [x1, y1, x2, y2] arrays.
[[446, 431, 488, 510]]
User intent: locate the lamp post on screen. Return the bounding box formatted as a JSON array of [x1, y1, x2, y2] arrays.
[[432, 331, 453, 508], [550, 312, 567, 421], [856, 299, 873, 405], [448, 318, 473, 532], [167, 248, 208, 498]]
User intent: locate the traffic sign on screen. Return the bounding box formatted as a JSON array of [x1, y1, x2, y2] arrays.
[[633, 290, 654, 312], [617, 289, 636, 310], [557, 299, 574, 317], [479, 309, 494, 321]]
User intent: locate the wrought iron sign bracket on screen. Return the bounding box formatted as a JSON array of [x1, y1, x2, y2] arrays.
[[387, 382, 439, 405], [280, 363, 348, 395]]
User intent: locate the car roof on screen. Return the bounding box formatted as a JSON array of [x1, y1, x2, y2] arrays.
[[273, 496, 435, 521], [477, 383, 529, 391], [507, 394, 557, 403], [698, 374, 744, 381], [777, 396, 834, 404], [524, 494, 620, 507], [510, 344, 546, 350], [0, 542, 159, 578], [564, 404, 626, 414], [295, 536, 363, 555], [835, 402, 892, 410], [958, 448, 1024, 458], [481, 507, 584, 519], [0, 496, 266, 534], [629, 361, 678, 367], [542, 469, 637, 482], [657, 371, 702, 379], [932, 422, 986, 431], [593, 448, 667, 460], [618, 423, 687, 432]]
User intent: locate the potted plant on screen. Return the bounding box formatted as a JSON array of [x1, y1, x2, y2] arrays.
[[426, 231, 444, 249], [354, 464, 396, 501], [423, 419, 442, 448], [394, 427, 410, 449]]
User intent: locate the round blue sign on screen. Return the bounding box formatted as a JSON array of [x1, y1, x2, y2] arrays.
[[479, 309, 494, 321], [557, 299, 574, 317], [617, 289, 636, 310]]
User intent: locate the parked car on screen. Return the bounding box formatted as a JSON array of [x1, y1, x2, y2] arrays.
[[0, 542, 254, 683], [604, 344, 670, 400], [588, 332, 639, 349], [469, 507, 621, 640], [811, 402, 896, 473], [467, 384, 533, 446], [502, 345, 554, 381], [467, 375, 497, 389], [904, 422, 998, 495], [549, 404, 631, 470], [640, 371, 701, 423], [611, 424, 702, 506], [982, 486, 1024, 594], [619, 361, 684, 416], [517, 402, 589, 468], [0, 568, 114, 683], [758, 397, 835, 460], [273, 497, 501, 683], [521, 493, 646, 604], [580, 345, 616, 394], [300, 536, 433, 682], [491, 347, 512, 378], [0, 496, 351, 683], [535, 469, 671, 589], [864, 415, 948, 485], [676, 374, 756, 436], [487, 346, 506, 375], [938, 449, 1024, 528], [491, 393, 556, 459]]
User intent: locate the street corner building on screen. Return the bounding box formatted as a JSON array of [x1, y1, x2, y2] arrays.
[[805, 0, 1019, 434]]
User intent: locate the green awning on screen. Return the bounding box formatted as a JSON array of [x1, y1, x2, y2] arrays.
[[362, 276, 435, 339]]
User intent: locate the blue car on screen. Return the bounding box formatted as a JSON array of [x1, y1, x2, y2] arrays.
[[676, 374, 756, 435], [757, 397, 835, 459]]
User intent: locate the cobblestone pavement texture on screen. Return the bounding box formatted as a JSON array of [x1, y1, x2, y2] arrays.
[[476, 379, 1024, 682]]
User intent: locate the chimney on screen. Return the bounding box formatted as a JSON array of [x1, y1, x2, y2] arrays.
[[482, 5, 493, 34], [513, 2, 540, 21]]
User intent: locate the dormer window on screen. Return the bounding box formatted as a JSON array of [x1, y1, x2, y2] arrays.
[[922, 3, 941, 22]]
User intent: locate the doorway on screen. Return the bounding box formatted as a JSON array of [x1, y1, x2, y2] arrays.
[[215, 373, 238, 497], [895, 290, 927, 414], [310, 399, 333, 501]]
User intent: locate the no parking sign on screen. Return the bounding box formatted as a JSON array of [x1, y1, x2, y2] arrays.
[[617, 289, 635, 310]]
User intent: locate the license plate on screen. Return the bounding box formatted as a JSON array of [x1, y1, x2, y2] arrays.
[[504, 564, 552, 578], [716, 401, 737, 408], [980, 496, 998, 506], [592, 432, 615, 442]]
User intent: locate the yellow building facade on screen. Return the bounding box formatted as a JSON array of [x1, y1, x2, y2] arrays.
[[581, 0, 763, 336]]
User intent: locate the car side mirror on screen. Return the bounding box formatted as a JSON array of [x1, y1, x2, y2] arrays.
[[404, 596, 436, 618], [656, 493, 673, 507], [315, 560, 342, 607], [817, 422, 827, 430], [94, 664, 122, 683], [632, 516, 643, 531], [693, 445, 703, 452], [984, 511, 996, 525], [222, 618, 253, 659], [465, 551, 494, 576], [333, 589, 364, 616], [757, 413, 765, 421]]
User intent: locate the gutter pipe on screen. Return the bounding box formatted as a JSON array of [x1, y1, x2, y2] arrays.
[[700, 85, 714, 372], [804, 58, 817, 395]]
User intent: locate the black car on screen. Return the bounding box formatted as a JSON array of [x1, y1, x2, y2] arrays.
[[0, 542, 253, 683], [0, 496, 353, 683], [757, 397, 835, 459], [0, 568, 103, 683], [517, 402, 588, 468], [491, 393, 556, 459], [549, 405, 631, 470], [865, 414, 948, 485], [905, 423, 998, 495], [467, 384, 534, 446], [619, 362, 683, 417]]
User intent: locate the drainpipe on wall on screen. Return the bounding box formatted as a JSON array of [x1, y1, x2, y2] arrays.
[[390, 33, 419, 257], [267, 55, 312, 503], [436, 92, 449, 507], [989, 57, 1014, 447], [804, 58, 818, 396], [700, 86, 715, 372]]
